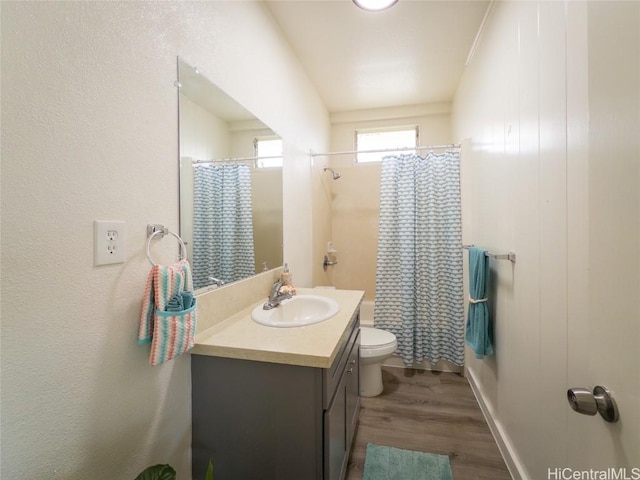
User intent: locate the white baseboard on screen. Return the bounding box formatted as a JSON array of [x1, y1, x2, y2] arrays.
[[465, 367, 529, 480]]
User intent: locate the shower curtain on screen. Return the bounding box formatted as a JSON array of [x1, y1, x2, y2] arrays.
[[373, 152, 464, 366], [192, 164, 255, 289]]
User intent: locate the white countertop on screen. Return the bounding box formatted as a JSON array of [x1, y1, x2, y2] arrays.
[[192, 288, 364, 368]]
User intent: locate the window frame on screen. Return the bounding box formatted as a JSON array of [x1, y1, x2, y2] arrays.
[[354, 125, 420, 163], [253, 136, 283, 168]]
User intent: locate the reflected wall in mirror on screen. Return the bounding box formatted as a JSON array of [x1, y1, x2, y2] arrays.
[[178, 58, 283, 291]]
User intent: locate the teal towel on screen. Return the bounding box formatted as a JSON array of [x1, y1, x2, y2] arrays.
[[165, 291, 195, 312], [465, 247, 493, 358], [165, 294, 184, 312], [181, 291, 195, 309]]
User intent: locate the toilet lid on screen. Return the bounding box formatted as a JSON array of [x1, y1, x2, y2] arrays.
[[360, 327, 396, 348]]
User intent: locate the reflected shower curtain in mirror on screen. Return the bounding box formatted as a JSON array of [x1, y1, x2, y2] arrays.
[[373, 152, 464, 366], [192, 164, 255, 289]]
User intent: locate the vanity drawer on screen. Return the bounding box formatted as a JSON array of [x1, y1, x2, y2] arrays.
[[323, 309, 360, 408]]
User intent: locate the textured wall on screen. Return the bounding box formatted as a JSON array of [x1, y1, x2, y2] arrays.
[[0, 1, 328, 478]]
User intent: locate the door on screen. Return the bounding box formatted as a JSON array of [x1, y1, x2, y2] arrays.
[[566, 1, 640, 472]]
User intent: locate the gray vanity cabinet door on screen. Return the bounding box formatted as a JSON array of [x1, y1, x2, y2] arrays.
[[323, 312, 361, 480], [192, 309, 361, 480], [345, 332, 360, 448], [324, 370, 347, 480], [191, 355, 323, 480]]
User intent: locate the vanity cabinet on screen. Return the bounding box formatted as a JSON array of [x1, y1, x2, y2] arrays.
[[191, 310, 360, 480], [324, 327, 360, 480]]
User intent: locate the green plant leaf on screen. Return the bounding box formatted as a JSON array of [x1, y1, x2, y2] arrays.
[[134, 464, 177, 480], [204, 459, 213, 480]]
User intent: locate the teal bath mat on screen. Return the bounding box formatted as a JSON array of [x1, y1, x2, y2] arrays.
[[363, 443, 453, 480]]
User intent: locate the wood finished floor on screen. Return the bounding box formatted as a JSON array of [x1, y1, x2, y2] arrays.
[[346, 367, 512, 480]]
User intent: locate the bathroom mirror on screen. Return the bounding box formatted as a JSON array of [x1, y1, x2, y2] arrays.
[[177, 57, 283, 292]]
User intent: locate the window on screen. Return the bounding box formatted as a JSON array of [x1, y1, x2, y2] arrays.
[[355, 126, 419, 163], [254, 136, 283, 168]]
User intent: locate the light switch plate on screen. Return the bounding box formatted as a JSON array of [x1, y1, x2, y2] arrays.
[[94, 220, 126, 265]]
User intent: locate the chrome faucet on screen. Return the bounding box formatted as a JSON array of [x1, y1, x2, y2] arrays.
[[208, 276, 225, 287], [263, 281, 292, 310]]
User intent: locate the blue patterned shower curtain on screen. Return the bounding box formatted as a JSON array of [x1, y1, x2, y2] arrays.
[[192, 164, 255, 289], [373, 152, 464, 366]]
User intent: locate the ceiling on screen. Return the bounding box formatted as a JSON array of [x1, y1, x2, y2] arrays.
[[265, 0, 490, 113]]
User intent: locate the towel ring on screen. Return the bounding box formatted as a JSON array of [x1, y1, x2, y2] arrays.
[[146, 226, 187, 266]]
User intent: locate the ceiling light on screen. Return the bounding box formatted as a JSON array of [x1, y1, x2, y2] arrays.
[[353, 0, 399, 12]]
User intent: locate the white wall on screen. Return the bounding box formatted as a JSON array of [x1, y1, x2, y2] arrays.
[[453, 2, 639, 478], [0, 2, 329, 478], [179, 94, 231, 161]]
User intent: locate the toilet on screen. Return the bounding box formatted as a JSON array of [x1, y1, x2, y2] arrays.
[[359, 327, 398, 397]]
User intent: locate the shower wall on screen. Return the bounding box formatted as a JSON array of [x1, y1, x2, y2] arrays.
[[327, 105, 453, 299]]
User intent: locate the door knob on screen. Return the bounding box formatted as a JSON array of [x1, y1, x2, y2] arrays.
[[567, 386, 619, 423]]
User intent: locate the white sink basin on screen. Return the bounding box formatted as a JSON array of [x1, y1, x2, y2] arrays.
[[251, 294, 340, 328]]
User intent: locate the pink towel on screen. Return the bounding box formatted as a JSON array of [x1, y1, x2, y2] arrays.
[[138, 260, 197, 366]]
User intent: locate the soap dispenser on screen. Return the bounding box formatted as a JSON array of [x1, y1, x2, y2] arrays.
[[281, 263, 292, 286]]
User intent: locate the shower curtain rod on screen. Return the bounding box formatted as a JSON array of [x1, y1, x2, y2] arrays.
[[310, 143, 461, 157], [191, 154, 283, 166]]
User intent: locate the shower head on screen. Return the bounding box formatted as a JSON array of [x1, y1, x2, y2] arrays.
[[323, 167, 341, 180]]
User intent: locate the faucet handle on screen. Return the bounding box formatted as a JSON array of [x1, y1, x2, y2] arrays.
[[270, 281, 282, 297]]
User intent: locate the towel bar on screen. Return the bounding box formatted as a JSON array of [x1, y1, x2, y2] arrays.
[[463, 244, 516, 263], [146, 224, 187, 266]]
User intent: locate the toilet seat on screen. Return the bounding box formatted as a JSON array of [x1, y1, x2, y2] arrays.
[[360, 327, 397, 358], [361, 326, 396, 348]]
